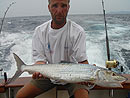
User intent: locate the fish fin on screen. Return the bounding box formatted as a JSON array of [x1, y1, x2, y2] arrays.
[[5, 70, 23, 85], [13, 53, 26, 70], [5, 53, 25, 85], [87, 83, 96, 90]]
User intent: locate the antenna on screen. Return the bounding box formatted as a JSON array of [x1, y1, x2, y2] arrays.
[[0, 2, 16, 34]]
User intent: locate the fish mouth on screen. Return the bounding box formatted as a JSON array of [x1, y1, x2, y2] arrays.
[[121, 75, 128, 82], [115, 74, 128, 82]]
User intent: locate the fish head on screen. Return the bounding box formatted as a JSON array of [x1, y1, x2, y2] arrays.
[[96, 69, 127, 88]]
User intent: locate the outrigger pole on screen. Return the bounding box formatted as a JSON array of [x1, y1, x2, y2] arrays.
[[0, 2, 16, 34]]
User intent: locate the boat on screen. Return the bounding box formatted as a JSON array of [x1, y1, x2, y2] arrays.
[[0, 74, 130, 98]]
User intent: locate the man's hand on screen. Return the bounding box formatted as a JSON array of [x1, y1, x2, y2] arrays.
[[32, 61, 46, 79], [32, 72, 44, 79]]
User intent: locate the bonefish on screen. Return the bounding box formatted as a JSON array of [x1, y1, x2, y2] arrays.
[[6, 53, 127, 88]]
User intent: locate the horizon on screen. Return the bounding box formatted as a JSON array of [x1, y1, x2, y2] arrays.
[[1, 12, 130, 18]]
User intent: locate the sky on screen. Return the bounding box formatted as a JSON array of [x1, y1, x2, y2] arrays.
[[0, 0, 130, 17]]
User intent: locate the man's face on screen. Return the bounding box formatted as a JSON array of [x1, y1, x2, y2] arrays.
[[48, 0, 70, 25]]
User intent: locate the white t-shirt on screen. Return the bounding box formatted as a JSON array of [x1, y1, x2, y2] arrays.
[[32, 19, 87, 64], [32, 19, 88, 84]]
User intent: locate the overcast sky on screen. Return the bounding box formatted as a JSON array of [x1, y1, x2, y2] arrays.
[[0, 0, 130, 17]]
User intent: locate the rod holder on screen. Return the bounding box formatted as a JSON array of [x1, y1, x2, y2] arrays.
[[4, 72, 7, 83], [121, 66, 124, 72]]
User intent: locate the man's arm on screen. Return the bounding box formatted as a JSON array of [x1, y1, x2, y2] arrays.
[[78, 60, 89, 64]]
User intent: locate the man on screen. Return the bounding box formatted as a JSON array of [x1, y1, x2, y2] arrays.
[[16, 0, 89, 98]]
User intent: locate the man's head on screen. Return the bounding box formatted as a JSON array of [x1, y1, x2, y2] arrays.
[[48, 0, 70, 4], [48, 0, 70, 28]]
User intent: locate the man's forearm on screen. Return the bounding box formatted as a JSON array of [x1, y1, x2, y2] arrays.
[[79, 60, 89, 64], [35, 61, 46, 64]]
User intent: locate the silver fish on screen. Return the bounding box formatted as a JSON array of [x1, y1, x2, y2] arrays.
[[6, 53, 127, 88]]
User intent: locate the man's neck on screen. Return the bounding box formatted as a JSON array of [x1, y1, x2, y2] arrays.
[[51, 20, 66, 29]]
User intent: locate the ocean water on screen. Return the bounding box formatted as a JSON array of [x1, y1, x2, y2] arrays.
[[0, 14, 130, 78]]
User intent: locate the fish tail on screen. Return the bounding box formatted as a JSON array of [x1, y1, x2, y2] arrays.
[[5, 53, 26, 85]]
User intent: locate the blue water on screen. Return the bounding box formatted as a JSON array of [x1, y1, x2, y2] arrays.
[[0, 14, 130, 78]]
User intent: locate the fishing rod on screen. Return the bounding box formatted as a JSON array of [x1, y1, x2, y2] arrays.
[[101, 0, 118, 70], [0, 2, 16, 34], [102, 0, 110, 61], [0, 2, 16, 85], [101, 1, 125, 97]]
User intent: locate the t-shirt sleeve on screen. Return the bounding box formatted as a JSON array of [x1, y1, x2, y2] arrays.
[[32, 27, 47, 63], [71, 30, 88, 62]]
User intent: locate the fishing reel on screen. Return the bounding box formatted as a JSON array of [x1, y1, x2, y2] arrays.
[[106, 60, 119, 68]]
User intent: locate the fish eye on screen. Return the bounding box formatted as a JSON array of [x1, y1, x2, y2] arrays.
[[112, 72, 116, 76]]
